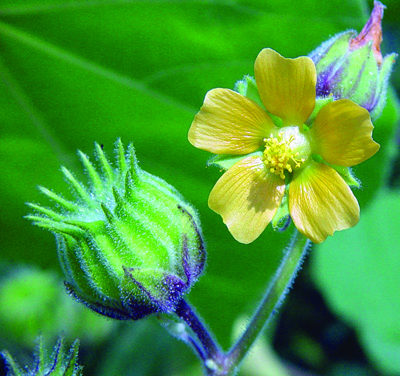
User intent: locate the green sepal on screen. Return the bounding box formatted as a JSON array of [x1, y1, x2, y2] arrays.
[[122, 268, 174, 304], [63, 340, 81, 376], [338, 42, 393, 121], [306, 96, 334, 126], [120, 266, 187, 317], [207, 154, 245, 171], [1, 350, 23, 376], [2, 337, 82, 376], [271, 187, 290, 230], [207, 151, 262, 171], [332, 166, 360, 187], [370, 52, 397, 120], [235, 75, 283, 128], [311, 31, 355, 76], [122, 267, 165, 300], [235, 75, 264, 108], [312, 155, 360, 187]]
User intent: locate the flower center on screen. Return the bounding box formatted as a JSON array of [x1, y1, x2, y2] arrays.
[[262, 126, 310, 179]]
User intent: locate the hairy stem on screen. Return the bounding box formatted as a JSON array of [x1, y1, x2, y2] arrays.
[[175, 298, 223, 373], [225, 229, 310, 373], [171, 229, 310, 375]]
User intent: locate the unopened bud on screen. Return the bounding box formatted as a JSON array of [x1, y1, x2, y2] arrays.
[[2, 337, 82, 376], [27, 140, 205, 320], [309, 1, 396, 120]]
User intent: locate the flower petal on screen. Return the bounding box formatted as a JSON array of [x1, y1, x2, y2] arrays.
[[289, 162, 359, 243], [208, 155, 285, 244], [311, 99, 380, 166], [188, 88, 275, 155], [255, 48, 316, 126]]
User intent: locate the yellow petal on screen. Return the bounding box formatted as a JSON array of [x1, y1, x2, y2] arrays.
[[188, 88, 275, 155], [255, 48, 316, 126], [208, 156, 285, 244], [311, 99, 380, 166], [289, 162, 359, 243]]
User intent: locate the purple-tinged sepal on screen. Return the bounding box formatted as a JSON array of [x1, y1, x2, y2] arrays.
[[2, 336, 82, 376], [309, 1, 396, 120], [27, 139, 206, 321]]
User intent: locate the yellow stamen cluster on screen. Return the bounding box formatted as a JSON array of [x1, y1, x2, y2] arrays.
[[262, 134, 305, 179]]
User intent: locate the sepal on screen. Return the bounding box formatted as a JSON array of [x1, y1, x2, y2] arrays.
[[234, 75, 264, 108], [271, 188, 290, 231], [312, 154, 360, 188], [207, 152, 262, 171], [235, 75, 283, 127], [2, 337, 82, 376]]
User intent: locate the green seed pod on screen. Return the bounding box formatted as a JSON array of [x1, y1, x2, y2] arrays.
[[27, 140, 205, 320]]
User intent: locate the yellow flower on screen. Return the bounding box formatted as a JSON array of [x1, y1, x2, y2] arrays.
[[188, 49, 380, 244]]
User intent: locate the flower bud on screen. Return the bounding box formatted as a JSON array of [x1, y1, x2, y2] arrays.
[[27, 140, 205, 320], [309, 1, 396, 120], [2, 337, 82, 376]]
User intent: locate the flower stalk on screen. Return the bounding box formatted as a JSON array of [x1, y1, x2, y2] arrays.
[[225, 230, 310, 374], [170, 230, 310, 376], [174, 299, 224, 374]]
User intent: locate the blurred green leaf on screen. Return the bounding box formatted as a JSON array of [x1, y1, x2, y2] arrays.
[[0, 268, 114, 347], [312, 189, 400, 375], [0, 0, 393, 351], [96, 319, 202, 376]]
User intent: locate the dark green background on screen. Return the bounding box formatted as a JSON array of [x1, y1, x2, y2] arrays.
[[1, 0, 399, 375]]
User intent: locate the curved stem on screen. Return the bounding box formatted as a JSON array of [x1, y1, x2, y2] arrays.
[[226, 229, 310, 373], [175, 299, 223, 366], [170, 230, 310, 376]]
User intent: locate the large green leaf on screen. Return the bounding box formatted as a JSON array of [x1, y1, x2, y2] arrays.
[[312, 189, 400, 375], [0, 0, 393, 353]]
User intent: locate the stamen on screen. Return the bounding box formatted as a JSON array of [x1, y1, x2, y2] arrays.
[[262, 133, 305, 179]]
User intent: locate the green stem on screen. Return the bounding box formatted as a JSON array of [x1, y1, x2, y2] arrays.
[[170, 229, 310, 376], [225, 229, 310, 374]]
